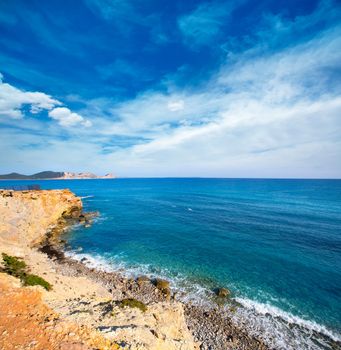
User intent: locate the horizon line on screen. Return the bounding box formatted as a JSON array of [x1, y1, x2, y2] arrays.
[[1, 176, 341, 181]]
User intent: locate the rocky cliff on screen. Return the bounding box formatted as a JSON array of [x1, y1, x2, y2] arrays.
[[0, 189, 82, 252], [0, 189, 197, 350]]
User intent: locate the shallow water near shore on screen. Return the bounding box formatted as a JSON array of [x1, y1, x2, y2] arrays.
[[2, 178, 341, 349]]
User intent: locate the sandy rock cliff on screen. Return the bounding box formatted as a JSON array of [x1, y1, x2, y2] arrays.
[[0, 189, 197, 350], [0, 189, 82, 251]]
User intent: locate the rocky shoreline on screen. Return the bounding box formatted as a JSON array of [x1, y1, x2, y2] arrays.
[[0, 189, 269, 350], [41, 210, 270, 350]]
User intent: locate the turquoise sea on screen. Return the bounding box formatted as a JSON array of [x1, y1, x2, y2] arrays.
[[2, 178, 341, 349]]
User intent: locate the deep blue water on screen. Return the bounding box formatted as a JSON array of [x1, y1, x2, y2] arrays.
[[2, 178, 341, 349]]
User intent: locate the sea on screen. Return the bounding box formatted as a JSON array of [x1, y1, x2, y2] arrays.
[[2, 178, 341, 349]]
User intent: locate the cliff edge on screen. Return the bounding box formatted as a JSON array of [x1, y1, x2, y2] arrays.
[[0, 189, 82, 252], [0, 189, 197, 350]]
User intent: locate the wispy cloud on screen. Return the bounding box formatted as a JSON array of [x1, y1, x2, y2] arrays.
[[178, 1, 241, 47], [85, 0, 164, 38], [0, 0, 340, 177], [85, 0, 137, 22], [96, 59, 153, 84], [94, 8, 341, 177]]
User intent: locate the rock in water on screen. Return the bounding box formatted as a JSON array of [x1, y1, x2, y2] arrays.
[[216, 287, 230, 297]]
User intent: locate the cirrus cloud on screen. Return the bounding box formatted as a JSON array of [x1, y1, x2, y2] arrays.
[[178, 1, 242, 47]]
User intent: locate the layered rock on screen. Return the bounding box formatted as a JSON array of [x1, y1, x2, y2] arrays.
[[0, 189, 82, 252], [0, 189, 197, 350]]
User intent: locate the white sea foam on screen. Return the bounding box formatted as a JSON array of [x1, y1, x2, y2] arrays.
[[65, 250, 213, 305], [80, 195, 94, 199], [64, 251, 118, 273], [232, 297, 341, 350], [91, 215, 108, 224], [64, 249, 340, 350]]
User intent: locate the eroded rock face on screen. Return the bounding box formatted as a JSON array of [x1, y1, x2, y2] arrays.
[[0, 189, 198, 350], [0, 189, 82, 251], [111, 301, 196, 350]]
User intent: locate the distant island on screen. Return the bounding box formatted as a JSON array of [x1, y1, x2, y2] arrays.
[[0, 171, 115, 180]]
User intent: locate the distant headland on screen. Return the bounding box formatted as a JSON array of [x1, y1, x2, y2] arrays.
[[0, 171, 115, 180]]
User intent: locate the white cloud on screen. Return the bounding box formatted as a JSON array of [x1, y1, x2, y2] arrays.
[[0, 74, 92, 128], [48, 107, 92, 127], [167, 100, 185, 112], [82, 119, 93, 128], [94, 22, 341, 177], [0, 75, 60, 119], [1, 5, 340, 178]]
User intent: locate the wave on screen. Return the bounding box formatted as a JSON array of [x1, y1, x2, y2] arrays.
[[64, 250, 213, 305], [64, 249, 340, 350], [80, 195, 94, 199], [233, 297, 341, 350], [65, 251, 117, 272]]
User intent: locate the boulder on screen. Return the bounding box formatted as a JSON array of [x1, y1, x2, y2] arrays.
[[216, 287, 230, 298], [154, 278, 170, 291], [136, 275, 150, 287], [154, 279, 171, 301], [78, 214, 86, 222]]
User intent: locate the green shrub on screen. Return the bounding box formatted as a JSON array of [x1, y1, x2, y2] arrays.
[[1, 253, 26, 277], [1, 253, 52, 291], [22, 274, 52, 291], [119, 298, 147, 312]]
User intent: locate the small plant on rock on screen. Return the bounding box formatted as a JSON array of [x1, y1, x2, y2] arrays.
[[1, 253, 26, 277], [1, 253, 52, 291], [22, 273, 52, 291], [119, 298, 147, 312]]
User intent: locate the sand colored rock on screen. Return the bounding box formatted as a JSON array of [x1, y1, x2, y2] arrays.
[[216, 287, 230, 298], [0, 189, 197, 350], [48, 295, 196, 350], [0, 189, 82, 251], [0, 273, 118, 350], [111, 301, 196, 349]]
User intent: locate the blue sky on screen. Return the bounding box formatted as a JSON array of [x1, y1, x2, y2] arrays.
[[0, 0, 340, 177]]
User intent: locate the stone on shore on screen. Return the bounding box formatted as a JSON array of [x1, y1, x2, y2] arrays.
[[155, 278, 170, 291], [0, 189, 198, 350], [216, 287, 230, 298], [137, 275, 150, 286], [154, 278, 171, 301]]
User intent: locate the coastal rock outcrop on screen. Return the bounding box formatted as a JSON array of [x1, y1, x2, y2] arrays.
[[0, 189, 198, 350], [216, 287, 230, 298], [0, 189, 82, 252]]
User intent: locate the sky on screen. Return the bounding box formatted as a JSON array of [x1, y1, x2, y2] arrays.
[[0, 0, 340, 178]]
